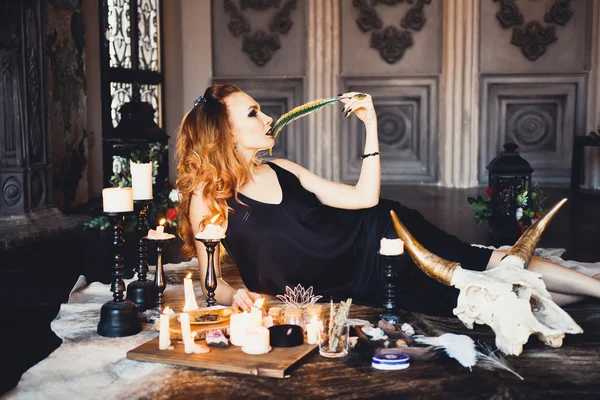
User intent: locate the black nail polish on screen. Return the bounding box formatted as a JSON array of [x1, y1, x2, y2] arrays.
[[337, 93, 343, 96], [341, 107, 345, 112], [345, 111, 350, 117]]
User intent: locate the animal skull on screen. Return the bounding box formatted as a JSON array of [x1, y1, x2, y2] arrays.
[[390, 198, 583, 356]]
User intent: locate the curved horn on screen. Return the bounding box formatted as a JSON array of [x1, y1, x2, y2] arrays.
[[506, 197, 568, 267], [390, 210, 459, 286]]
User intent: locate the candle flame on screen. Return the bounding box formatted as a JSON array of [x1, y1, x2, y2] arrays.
[[253, 298, 265, 309], [210, 214, 220, 224], [162, 306, 171, 314], [159, 218, 166, 226], [186, 272, 192, 279]]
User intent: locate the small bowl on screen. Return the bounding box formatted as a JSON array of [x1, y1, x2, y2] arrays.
[[269, 324, 304, 347]]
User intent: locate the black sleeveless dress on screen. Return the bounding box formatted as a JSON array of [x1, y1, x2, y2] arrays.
[[222, 162, 493, 316]]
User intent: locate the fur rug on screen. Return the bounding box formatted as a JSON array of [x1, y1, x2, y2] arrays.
[[5, 248, 600, 400]]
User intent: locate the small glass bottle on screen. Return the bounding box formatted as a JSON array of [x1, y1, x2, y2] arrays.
[[283, 307, 305, 330]]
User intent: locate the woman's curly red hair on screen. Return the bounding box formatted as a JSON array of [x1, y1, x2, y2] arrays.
[[175, 83, 254, 259]]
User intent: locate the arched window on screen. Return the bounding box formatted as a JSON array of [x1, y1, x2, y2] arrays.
[[99, 0, 164, 130]]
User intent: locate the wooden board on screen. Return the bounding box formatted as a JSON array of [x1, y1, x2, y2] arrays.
[[126, 337, 318, 379]]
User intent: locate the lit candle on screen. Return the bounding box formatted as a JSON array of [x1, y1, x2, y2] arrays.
[[183, 272, 199, 312], [249, 298, 265, 327], [241, 326, 271, 355], [379, 238, 405, 256], [159, 306, 172, 350], [179, 312, 195, 354], [229, 312, 250, 346], [102, 187, 134, 212], [195, 214, 226, 240], [130, 160, 153, 200], [156, 219, 165, 234], [306, 316, 320, 345]]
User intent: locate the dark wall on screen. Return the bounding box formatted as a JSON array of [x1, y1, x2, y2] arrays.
[[46, 0, 89, 210]]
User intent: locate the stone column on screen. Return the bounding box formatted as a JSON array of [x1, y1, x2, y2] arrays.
[[584, 0, 600, 190], [306, 0, 341, 180], [440, 0, 480, 188]]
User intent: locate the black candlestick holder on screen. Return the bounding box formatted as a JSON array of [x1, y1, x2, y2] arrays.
[[145, 234, 175, 311], [194, 238, 222, 307], [126, 199, 154, 312], [97, 211, 142, 338], [380, 253, 403, 325]]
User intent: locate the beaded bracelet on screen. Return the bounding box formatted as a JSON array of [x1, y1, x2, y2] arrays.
[[360, 152, 380, 160]]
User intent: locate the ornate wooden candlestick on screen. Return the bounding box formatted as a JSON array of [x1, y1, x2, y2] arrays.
[[380, 254, 402, 324], [97, 212, 142, 337], [126, 199, 154, 311], [145, 234, 175, 310], [194, 238, 221, 307]]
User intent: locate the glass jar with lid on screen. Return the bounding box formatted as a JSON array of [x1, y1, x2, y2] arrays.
[[283, 307, 305, 330]]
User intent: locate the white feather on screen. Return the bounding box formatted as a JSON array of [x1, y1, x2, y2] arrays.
[[414, 333, 478, 369]]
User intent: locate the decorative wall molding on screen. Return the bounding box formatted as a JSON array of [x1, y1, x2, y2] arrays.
[[223, 0, 298, 67], [480, 74, 586, 185], [584, 0, 600, 189], [339, 77, 438, 184], [352, 0, 431, 64], [493, 0, 573, 61]]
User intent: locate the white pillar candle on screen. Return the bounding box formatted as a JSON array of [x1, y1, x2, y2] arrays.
[[159, 307, 172, 350], [183, 273, 199, 312], [379, 238, 405, 256], [179, 312, 195, 354], [242, 326, 271, 355], [156, 219, 165, 234], [229, 312, 250, 347], [102, 187, 134, 212], [130, 160, 153, 200], [306, 317, 320, 345]]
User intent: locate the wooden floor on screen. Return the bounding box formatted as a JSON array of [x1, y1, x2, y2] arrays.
[[1, 186, 599, 395]]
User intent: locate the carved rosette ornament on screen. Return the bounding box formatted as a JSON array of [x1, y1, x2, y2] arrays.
[[224, 0, 297, 67], [493, 0, 573, 62], [352, 0, 431, 64]]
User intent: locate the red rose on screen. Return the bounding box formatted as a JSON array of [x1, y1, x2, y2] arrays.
[[535, 211, 541, 218], [166, 207, 178, 221], [486, 187, 493, 198]]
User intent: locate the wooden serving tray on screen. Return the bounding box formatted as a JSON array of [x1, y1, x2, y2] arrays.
[[127, 337, 318, 378]]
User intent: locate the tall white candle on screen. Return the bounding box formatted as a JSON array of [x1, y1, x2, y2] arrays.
[[306, 316, 320, 345], [183, 272, 199, 312], [159, 307, 172, 350], [130, 160, 153, 200], [102, 187, 134, 212], [179, 312, 195, 354]]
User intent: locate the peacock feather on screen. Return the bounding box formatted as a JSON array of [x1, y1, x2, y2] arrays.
[[269, 97, 342, 155]]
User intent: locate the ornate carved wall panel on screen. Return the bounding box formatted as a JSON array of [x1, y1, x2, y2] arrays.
[[480, 0, 591, 73], [340, 77, 438, 183], [479, 74, 586, 185], [212, 0, 306, 76], [211, 77, 306, 164], [0, 0, 52, 214], [341, 0, 442, 75]]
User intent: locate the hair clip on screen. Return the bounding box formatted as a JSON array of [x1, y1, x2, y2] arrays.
[[194, 95, 206, 107]]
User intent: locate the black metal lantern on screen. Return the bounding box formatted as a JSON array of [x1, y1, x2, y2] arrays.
[[486, 143, 534, 244], [102, 101, 170, 194]]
